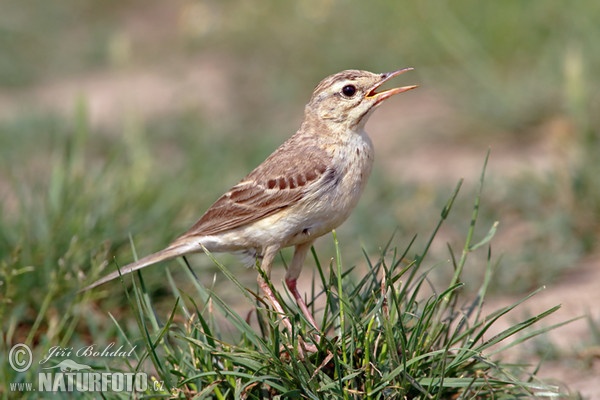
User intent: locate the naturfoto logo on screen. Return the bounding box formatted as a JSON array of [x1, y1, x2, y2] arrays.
[[8, 343, 165, 394]]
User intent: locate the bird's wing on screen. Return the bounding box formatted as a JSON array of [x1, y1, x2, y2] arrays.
[[181, 142, 333, 237]]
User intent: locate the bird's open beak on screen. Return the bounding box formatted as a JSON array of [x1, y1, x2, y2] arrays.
[[366, 67, 418, 103]]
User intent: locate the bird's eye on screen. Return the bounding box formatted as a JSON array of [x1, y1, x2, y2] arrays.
[[342, 84, 357, 97]]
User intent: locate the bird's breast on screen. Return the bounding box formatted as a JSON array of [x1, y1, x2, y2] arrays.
[[331, 129, 375, 210], [295, 129, 374, 231]]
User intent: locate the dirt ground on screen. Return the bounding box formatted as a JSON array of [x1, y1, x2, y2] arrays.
[[3, 60, 598, 396]]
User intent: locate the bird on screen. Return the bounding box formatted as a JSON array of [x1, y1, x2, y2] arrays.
[[83, 68, 417, 330]]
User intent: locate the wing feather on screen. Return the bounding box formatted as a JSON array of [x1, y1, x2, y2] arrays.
[[181, 141, 331, 237]]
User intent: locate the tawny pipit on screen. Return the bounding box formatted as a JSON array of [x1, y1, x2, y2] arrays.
[[84, 68, 417, 329]]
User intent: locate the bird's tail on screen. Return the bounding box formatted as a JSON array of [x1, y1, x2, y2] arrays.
[[80, 241, 198, 292]]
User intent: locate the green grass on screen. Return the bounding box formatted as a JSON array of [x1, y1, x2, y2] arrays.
[[0, 133, 576, 396], [79, 158, 571, 397], [0, 91, 597, 398], [1, 1, 599, 397]]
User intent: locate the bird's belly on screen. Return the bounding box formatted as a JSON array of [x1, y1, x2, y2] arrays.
[[205, 196, 354, 252]]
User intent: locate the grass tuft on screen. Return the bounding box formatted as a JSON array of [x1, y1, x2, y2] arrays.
[[110, 160, 566, 398]]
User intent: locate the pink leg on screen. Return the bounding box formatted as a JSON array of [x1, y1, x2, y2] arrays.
[[285, 276, 319, 330], [258, 246, 294, 333], [258, 245, 318, 356], [285, 241, 320, 335]]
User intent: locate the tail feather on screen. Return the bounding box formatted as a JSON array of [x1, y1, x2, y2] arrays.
[[81, 242, 195, 292]]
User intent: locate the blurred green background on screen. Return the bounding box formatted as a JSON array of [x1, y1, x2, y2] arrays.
[[1, 0, 599, 384]]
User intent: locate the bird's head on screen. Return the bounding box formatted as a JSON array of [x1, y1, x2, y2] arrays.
[[306, 68, 417, 131]]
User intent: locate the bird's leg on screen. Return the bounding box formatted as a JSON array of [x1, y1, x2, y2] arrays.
[[258, 244, 318, 356], [286, 241, 320, 335], [257, 245, 293, 333]]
